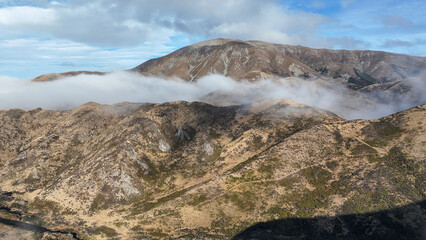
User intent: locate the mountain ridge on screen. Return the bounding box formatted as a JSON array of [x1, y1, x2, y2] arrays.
[[132, 38, 426, 86], [0, 100, 424, 239], [32, 38, 426, 88]]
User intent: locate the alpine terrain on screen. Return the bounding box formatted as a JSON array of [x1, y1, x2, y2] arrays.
[[1, 39, 425, 239]]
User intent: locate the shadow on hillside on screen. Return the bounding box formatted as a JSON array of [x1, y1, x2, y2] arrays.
[[0, 217, 81, 239], [232, 201, 425, 240]]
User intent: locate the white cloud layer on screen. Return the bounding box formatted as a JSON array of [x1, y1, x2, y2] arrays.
[[0, 0, 329, 47], [0, 6, 55, 26], [1, 1, 425, 52], [1, 72, 424, 120]]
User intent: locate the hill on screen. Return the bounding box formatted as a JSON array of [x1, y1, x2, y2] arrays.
[[0, 100, 424, 239]]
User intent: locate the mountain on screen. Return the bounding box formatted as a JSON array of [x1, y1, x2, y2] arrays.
[[32, 39, 426, 90], [32, 71, 105, 82], [0, 100, 424, 239], [28, 39, 426, 120], [133, 38, 426, 87], [4, 39, 425, 239]]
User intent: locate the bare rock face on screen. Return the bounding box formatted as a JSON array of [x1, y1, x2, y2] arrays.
[[0, 100, 425, 239], [158, 139, 171, 153]]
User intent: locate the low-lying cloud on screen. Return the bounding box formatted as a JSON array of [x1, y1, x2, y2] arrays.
[[0, 71, 424, 120]]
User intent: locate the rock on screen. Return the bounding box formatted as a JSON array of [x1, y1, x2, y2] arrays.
[[202, 143, 214, 156], [136, 160, 149, 174], [176, 127, 191, 141], [30, 168, 40, 180], [159, 139, 171, 152], [289, 63, 307, 78]]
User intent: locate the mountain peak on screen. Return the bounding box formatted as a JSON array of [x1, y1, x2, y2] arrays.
[[188, 38, 242, 48], [133, 38, 426, 85]]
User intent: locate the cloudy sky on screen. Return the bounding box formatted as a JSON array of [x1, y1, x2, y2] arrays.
[[1, 0, 425, 78]]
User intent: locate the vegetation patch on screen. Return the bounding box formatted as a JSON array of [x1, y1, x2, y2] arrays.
[[273, 167, 355, 218], [114, 221, 128, 228], [251, 135, 264, 150], [341, 190, 395, 214], [364, 121, 404, 147], [210, 210, 236, 236], [325, 160, 339, 170], [267, 205, 293, 219], [89, 184, 119, 212], [134, 154, 160, 182], [227, 171, 259, 184], [28, 199, 61, 214], [209, 143, 223, 161], [187, 193, 208, 206], [146, 229, 169, 238], [351, 144, 376, 155], [371, 147, 424, 200], [132, 188, 187, 214], [332, 131, 344, 146], [92, 225, 118, 237], [257, 159, 279, 177], [130, 225, 143, 232], [225, 191, 257, 211], [353, 68, 377, 85], [250, 115, 271, 128], [232, 155, 259, 173], [277, 176, 299, 188], [300, 166, 332, 187], [208, 129, 222, 139]]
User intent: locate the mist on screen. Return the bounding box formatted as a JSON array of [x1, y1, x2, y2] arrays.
[[0, 71, 424, 120]]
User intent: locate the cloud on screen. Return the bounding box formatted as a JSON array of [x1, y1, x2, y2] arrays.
[[0, 6, 55, 26], [380, 15, 415, 28], [0, 0, 330, 47], [327, 36, 371, 49], [0, 71, 424, 120], [0, 38, 174, 78], [310, 0, 327, 9], [209, 3, 329, 46], [0, 4, 174, 46], [340, 0, 356, 8], [380, 38, 426, 50]]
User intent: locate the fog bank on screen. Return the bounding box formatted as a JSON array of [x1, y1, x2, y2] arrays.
[[0, 71, 424, 120]]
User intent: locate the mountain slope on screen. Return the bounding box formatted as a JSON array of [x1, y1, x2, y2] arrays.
[[0, 100, 424, 239], [133, 38, 426, 87]]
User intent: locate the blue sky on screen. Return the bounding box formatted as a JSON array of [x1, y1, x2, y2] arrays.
[[0, 0, 425, 78]]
